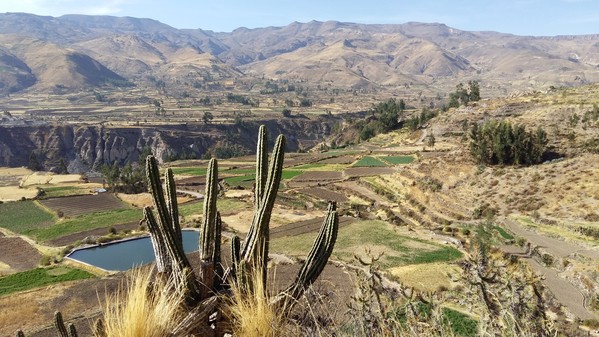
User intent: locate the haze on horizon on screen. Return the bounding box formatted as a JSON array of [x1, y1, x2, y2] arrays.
[[0, 0, 597, 36]]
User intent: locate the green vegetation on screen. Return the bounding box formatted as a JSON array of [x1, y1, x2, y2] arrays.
[[0, 267, 94, 296], [380, 155, 415, 165], [442, 308, 478, 337], [170, 167, 207, 176], [494, 226, 514, 240], [281, 170, 303, 180], [271, 220, 462, 268], [225, 174, 255, 188], [448, 81, 480, 109], [26, 208, 141, 242], [352, 156, 389, 167], [469, 120, 548, 166], [0, 200, 55, 233], [357, 98, 405, 141], [41, 186, 89, 198]]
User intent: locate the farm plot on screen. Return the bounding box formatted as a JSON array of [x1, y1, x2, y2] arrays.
[[0, 200, 55, 234], [380, 155, 415, 165], [39, 193, 129, 217], [352, 156, 389, 167], [291, 171, 344, 183], [271, 220, 462, 269], [0, 186, 40, 202], [298, 187, 349, 203], [344, 167, 396, 177], [270, 216, 355, 239], [0, 237, 42, 274], [317, 155, 357, 165]]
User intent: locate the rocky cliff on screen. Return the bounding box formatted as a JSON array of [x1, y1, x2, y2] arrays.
[[0, 118, 337, 173]]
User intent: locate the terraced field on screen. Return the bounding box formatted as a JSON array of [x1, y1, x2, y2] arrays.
[[39, 193, 129, 217]]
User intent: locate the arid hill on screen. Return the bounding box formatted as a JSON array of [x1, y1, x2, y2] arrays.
[[0, 13, 598, 95]]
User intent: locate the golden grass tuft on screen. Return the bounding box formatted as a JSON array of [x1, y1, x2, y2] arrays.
[[224, 267, 286, 337], [97, 267, 184, 337]]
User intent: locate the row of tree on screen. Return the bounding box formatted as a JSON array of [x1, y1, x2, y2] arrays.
[[469, 120, 548, 166], [357, 98, 405, 140]]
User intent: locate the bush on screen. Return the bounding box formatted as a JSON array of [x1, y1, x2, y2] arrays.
[[108, 226, 117, 235], [40, 255, 52, 266]]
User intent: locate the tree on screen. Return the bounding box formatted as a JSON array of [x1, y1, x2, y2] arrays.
[[202, 111, 214, 125], [426, 133, 436, 149], [281, 108, 292, 118], [468, 80, 481, 101]]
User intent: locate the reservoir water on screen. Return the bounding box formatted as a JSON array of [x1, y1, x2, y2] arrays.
[[67, 230, 199, 271]]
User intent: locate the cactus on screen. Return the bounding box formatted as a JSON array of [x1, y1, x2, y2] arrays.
[[32, 125, 339, 336], [68, 323, 78, 337], [54, 311, 69, 337], [140, 125, 339, 334], [241, 128, 286, 289], [144, 156, 202, 305]]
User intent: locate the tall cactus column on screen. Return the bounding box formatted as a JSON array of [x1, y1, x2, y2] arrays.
[[241, 125, 286, 290], [145, 156, 201, 306]]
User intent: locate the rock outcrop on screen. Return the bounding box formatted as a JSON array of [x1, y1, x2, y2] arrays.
[[0, 118, 337, 173]]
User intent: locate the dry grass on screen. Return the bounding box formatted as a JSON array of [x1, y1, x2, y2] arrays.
[[20, 172, 83, 186], [0, 186, 39, 201], [224, 267, 286, 337], [98, 268, 184, 337], [387, 262, 459, 292]]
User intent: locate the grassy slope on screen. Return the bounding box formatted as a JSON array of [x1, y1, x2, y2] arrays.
[[0, 267, 94, 296], [271, 220, 462, 268], [0, 200, 55, 233]]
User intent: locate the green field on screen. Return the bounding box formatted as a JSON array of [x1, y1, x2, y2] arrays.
[[494, 226, 515, 240], [271, 220, 462, 268], [41, 186, 90, 198], [179, 198, 250, 217], [0, 200, 55, 233], [25, 208, 142, 242], [170, 167, 207, 176], [381, 155, 415, 165], [352, 156, 389, 167], [0, 267, 94, 296]]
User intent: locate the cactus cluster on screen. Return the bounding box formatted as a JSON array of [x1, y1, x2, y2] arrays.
[[15, 126, 338, 336], [143, 125, 339, 334], [16, 311, 81, 337]]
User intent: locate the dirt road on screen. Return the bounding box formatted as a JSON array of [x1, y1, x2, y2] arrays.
[[500, 218, 598, 320]]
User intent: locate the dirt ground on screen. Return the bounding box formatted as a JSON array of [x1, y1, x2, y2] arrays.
[[39, 193, 128, 217], [0, 236, 42, 275]]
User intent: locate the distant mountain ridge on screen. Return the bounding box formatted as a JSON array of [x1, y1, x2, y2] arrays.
[[0, 13, 598, 95]]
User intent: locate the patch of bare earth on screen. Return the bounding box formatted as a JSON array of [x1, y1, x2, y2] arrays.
[[344, 167, 396, 177], [39, 193, 128, 217], [0, 236, 42, 275], [298, 187, 348, 203]]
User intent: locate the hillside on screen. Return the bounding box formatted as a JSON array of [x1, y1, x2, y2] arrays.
[[0, 14, 598, 95]]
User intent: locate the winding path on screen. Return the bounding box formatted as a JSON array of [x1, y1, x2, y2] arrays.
[[500, 218, 598, 320]]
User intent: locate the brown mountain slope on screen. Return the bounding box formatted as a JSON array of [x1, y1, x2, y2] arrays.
[[0, 35, 128, 91], [0, 14, 599, 94], [0, 47, 36, 94]]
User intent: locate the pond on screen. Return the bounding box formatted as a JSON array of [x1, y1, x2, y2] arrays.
[[66, 230, 199, 271]]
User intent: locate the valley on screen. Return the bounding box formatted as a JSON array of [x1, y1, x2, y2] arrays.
[[0, 12, 598, 337]]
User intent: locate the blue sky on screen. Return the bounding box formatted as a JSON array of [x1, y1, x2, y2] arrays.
[[0, 0, 597, 36]]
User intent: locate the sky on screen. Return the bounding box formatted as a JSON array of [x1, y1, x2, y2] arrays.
[[0, 0, 597, 36]]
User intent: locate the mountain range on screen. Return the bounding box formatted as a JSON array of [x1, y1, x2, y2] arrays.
[[0, 12, 598, 95]]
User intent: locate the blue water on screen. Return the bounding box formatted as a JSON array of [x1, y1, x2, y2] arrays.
[[67, 230, 199, 271]]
